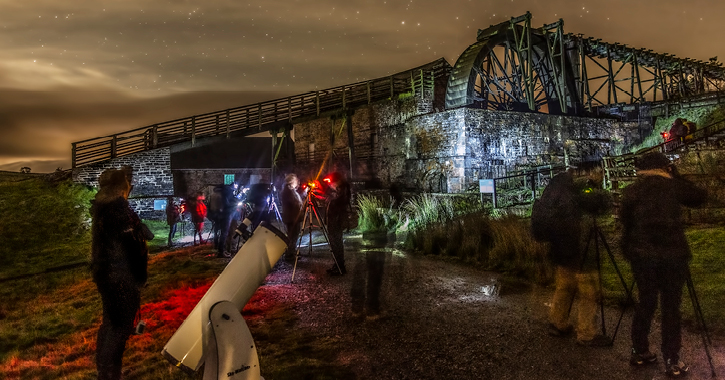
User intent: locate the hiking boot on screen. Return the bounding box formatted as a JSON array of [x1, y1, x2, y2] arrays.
[[630, 348, 657, 366], [665, 359, 689, 378], [547, 323, 574, 337], [576, 334, 612, 347]]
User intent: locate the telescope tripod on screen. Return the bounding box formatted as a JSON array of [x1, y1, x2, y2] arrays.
[[685, 268, 717, 377], [290, 191, 342, 282]]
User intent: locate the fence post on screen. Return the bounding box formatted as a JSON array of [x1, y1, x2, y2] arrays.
[[111, 136, 117, 159], [226, 110, 231, 139], [390, 76, 394, 98], [191, 116, 196, 147], [342, 86, 346, 109], [367, 81, 371, 104], [288, 97, 292, 120], [316, 91, 320, 116], [258, 104, 262, 130], [152, 125, 158, 148], [71, 143, 77, 168], [215, 115, 220, 134], [492, 179, 498, 208]]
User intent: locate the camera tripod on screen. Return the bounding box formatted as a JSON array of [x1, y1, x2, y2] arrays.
[[290, 189, 342, 282], [576, 217, 634, 345]]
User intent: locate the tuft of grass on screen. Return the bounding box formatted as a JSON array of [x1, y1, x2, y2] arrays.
[[356, 194, 402, 234]]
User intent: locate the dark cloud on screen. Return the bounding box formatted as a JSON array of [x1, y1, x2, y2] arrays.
[[1, 0, 724, 169]]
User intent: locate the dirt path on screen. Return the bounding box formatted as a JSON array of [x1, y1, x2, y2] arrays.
[[256, 233, 724, 380]]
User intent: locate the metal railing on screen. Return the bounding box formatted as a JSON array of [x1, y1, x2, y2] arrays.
[[72, 58, 450, 168]]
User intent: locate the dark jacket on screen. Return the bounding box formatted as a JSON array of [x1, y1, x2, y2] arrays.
[[620, 170, 706, 263], [166, 202, 180, 225], [281, 185, 304, 224], [91, 197, 149, 288], [531, 171, 585, 269], [326, 180, 351, 226], [209, 185, 236, 222]]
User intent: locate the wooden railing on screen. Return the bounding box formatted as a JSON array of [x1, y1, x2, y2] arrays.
[[72, 58, 450, 168], [603, 117, 725, 189]]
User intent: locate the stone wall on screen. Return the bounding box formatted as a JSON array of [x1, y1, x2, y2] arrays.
[[73, 148, 174, 218], [292, 101, 643, 193]]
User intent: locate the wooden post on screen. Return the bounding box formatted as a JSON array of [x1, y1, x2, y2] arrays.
[[367, 81, 371, 104], [152, 125, 158, 148], [346, 111, 355, 180], [191, 116, 196, 147], [71, 143, 77, 168], [226, 110, 231, 139], [288, 98, 292, 120], [215, 114, 220, 134], [342, 86, 346, 109], [390, 76, 394, 98], [258, 104, 262, 130], [111, 135, 117, 159], [316, 91, 320, 116]]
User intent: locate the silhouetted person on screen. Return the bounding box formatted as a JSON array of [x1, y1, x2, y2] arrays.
[[668, 118, 688, 141], [325, 172, 351, 275], [165, 196, 180, 247], [620, 152, 706, 377], [351, 232, 387, 320], [209, 184, 236, 257], [91, 168, 151, 380], [531, 169, 611, 347], [281, 174, 307, 260]]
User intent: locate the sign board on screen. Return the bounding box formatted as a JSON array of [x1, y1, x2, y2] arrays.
[[479, 179, 494, 194]]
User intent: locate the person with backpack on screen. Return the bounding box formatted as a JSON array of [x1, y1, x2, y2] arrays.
[[531, 169, 611, 347]]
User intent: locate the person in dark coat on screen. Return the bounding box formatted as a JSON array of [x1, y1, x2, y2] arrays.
[[165, 196, 180, 247], [209, 184, 236, 257], [531, 169, 611, 346], [280, 174, 307, 260], [668, 118, 688, 141], [620, 152, 707, 377], [324, 172, 351, 275], [91, 168, 150, 380]]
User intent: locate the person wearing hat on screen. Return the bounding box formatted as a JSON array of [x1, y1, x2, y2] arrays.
[[90, 168, 151, 380], [620, 152, 707, 377]]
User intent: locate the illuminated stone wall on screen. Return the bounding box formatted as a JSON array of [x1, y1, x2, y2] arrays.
[[292, 102, 642, 193]]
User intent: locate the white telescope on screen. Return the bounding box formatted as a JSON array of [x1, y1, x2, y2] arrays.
[[162, 221, 288, 380]]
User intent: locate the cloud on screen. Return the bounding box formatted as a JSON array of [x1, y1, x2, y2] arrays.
[[0, 87, 295, 169]]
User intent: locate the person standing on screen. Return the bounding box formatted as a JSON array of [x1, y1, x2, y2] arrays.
[[531, 169, 611, 347], [280, 174, 307, 260], [165, 196, 180, 247], [620, 152, 706, 377], [209, 184, 236, 257], [189, 192, 207, 245], [91, 168, 151, 380], [324, 172, 351, 275]]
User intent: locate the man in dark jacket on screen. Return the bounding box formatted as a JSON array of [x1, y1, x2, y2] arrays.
[[324, 172, 351, 275], [209, 184, 236, 257], [165, 196, 180, 247], [620, 152, 706, 377], [281, 174, 307, 260], [531, 169, 610, 346], [91, 168, 150, 380]]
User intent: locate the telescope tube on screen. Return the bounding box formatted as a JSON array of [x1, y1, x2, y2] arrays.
[[162, 222, 288, 373]]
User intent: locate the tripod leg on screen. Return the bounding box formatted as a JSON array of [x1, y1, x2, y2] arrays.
[[309, 202, 341, 273], [594, 231, 607, 337], [685, 269, 717, 378]]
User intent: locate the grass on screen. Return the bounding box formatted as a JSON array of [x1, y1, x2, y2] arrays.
[[1, 178, 724, 379]]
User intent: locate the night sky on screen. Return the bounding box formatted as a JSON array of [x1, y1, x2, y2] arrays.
[[1, 0, 723, 173]]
